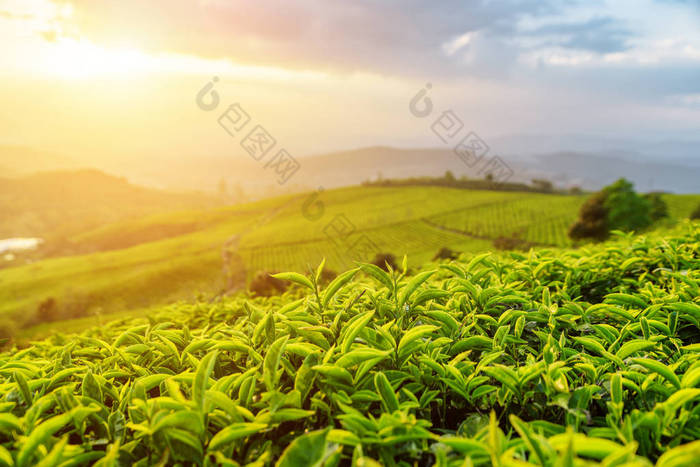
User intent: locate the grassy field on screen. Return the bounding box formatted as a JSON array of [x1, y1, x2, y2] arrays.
[[2, 186, 699, 338], [0, 221, 698, 465]]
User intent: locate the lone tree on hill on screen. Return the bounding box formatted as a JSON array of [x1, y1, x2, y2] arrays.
[[569, 178, 663, 242], [531, 178, 554, 192], [568, 191, 609, 241], [690, 203, 700, 220], [644, 192, 669, 221]]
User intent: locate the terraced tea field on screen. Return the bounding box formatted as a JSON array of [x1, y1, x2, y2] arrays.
[[425, 194, 583, 246], [1, 186, 698, 338]]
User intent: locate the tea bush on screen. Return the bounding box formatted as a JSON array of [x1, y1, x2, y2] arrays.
[[1, 222, 699, 465]]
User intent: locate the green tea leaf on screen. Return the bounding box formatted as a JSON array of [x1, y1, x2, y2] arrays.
[[264, 336, 289, 391], [271, 272, 314, 290], [615, 339, 656, 360], [399, 270, 435, 307], [341, 311, 374, 353], [276, 427, 332, 467], [208, 423, 267, 451], [397, 325, 438, 357], [322, 269, 358, 308], [374, 372, 399, 412], [358, 263, 393, 290], [193, 350, 218, 410], [632, 358, 681, 389], [17, 412, 73, 467]]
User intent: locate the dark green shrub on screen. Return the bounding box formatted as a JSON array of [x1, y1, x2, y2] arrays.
[[249, 271, 288, 297], [531, 178, 554, 192], [370, 253, 398, 272], [691, 203, 700, 220], [644, 193, 669, 221], [604, 179, 651, 232], [318, 268, 338, 284], [568, 191, 609, 241], [569, 178, 652, 242], [492, 236, 534, 251], [0, 319, 17, 344], [432, 247, 458, 261], [36, 297, 59, 322]]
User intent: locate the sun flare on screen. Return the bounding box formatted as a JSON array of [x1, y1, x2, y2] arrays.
[[42, 39, 153, 79]]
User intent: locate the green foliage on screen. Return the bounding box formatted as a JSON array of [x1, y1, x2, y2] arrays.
[[249, 272, 288, 297], [645, 193, 670, 221], [492, 236, 535, 251], [369, 253, 398, 273], [691, 203, 700, 220], [432, 247, 458, 261], [0, 222, 699, 464], [7, 186, 699, 337], [603, 178, 652, 232], [531, 178, 554, 192], [570, 178, 660, 242], [428, 193, 585, 247], [569, 191, 609, 241]]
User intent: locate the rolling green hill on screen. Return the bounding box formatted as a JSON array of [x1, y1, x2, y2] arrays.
[[1, 185, 698, 339], [0, 169, 218, 240]]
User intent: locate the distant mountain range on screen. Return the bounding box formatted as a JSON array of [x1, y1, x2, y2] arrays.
[[298, 146, 700, 193], [488, 133, 700, 168], [1, 134, 698, 195]]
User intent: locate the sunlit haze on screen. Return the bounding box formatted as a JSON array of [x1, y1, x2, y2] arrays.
[[1, 0, 699, 168]]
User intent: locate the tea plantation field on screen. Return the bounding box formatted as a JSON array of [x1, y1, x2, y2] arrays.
[[0, 221, 699, 465], [1, 186, 698, 339]]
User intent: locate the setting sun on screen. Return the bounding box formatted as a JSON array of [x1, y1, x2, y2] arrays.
[[40, 39, 151, 78]]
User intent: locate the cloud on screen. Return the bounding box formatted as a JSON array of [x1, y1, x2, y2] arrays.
[[442, 32, 473, 57], [29, 0, 700, 118], [669, 93, 700, 106], [655, 0, 700, 6], [519, 16, 633, 53], [62, 0, 567, 76]]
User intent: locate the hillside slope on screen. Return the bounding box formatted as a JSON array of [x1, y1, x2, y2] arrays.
[[2, 186, 583, 332], [1, 222, 698, 464], [0, 169, 217, 239], [2, 185, 699, 335]]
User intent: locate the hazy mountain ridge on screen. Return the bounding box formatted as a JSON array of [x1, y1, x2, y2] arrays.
[[1, 135, 698, 196], [0, 146, 79, 175], [0, 169, 218, 239], [296, 146, 700, 193]]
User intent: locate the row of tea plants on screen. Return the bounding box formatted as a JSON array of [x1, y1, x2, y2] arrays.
[[1, 222, 699, 465]]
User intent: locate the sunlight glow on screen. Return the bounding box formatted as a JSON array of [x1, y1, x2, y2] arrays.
[[35, 37, 328, 81], [44, 39, 151, 78], [0, 0, 327, 82]]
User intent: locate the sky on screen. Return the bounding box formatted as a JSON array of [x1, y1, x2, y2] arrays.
[[0, 0, 699, 164]]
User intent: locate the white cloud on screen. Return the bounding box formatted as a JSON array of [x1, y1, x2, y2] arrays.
[[670, 93, 700, 106], [518, 36, 700, 68], [518, 47, 595, 67], [441, 32, 473, 57]]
